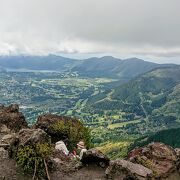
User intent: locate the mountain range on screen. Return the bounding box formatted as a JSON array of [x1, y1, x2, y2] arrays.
[[0, 55, 176, 79]]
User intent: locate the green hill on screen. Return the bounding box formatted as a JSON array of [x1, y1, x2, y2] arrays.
[[72, 56, 174, 78], [86, 66, 180, 159], [85, 66, 180, 136]]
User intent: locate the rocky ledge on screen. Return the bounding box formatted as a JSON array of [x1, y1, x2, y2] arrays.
[[0, 104, 180, 180]]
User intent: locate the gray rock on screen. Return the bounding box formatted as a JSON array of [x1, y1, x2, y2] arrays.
[[18, 128, 51, 146], [128, 142, 180, 179], [105, 159, 152, 180], [81, 148, 110, 167], [0, 133, 17, 150]]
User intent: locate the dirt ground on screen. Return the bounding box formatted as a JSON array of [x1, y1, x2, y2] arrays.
[[0, 160, 106, 180], [50, 164, 106, 180], [0, 158, 32, 180]]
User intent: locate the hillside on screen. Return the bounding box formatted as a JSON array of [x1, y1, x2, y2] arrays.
[[72, 56, 122, 78], [72, 56, 174, 78], [84, 66, 180, 144], [88, 66, 180, 115]]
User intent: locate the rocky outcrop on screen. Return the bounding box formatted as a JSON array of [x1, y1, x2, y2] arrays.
[[51, 149, 82, 174], [34, 114, 91, 153], [81, 148, 110, 168], [0, 104, 28, 132], [128, 142, 180, 179], [18, 128, 51, 146], [1, 104, 180, 180], [34, 114, 83, 143], [105, 159, 152, 180], [0, 133, 18, 150]]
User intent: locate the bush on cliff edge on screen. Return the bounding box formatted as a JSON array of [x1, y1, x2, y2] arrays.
[[15, 143, 53, 178]]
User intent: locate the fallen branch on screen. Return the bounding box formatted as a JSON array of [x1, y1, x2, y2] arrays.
[[44, 158, 51, 180], [32, 159, 37, 180]]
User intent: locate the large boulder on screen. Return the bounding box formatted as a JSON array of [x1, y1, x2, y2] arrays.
[[34, 114, 91, 151], [105, 159, 153, 180], [34, 114, 82, 141], [81, 148, 110, 167], [128, 142, 180, 179], [0, 104, 28, 132], [18, 128, 51, 146]]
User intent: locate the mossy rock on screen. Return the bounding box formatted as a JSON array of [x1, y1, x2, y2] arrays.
[[34, 114, 91, 151]]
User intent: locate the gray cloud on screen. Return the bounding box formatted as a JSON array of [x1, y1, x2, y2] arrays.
[[0, 0, 180, 63]]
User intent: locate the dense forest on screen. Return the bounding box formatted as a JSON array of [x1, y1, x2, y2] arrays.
[[129, 128, 180, 150]]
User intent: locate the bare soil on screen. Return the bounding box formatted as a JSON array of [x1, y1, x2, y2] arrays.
[[50, 164, 106, 180]]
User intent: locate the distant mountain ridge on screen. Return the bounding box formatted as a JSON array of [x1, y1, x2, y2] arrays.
[[72, 56, 175, 78], [0, 55, 79, 71], [0, 55, 176, 79]]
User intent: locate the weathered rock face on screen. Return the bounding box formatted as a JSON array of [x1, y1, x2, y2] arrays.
[[18, 128, 51, 146], [0, 124, 11, 134], [0, 104, 28, 132], [105, 159, 153, 180], [81, 148, 110, 168], [51, 149, 82, 174], [0, 133, 18, 150], [128, 142, 180, 179]]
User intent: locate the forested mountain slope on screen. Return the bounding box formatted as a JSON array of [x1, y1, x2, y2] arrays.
[[130, 128, 180, 150], [85, 66, 180, 134], [72, 56, 174, 78]]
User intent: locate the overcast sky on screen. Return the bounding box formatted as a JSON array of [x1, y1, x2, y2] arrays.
[[0, 0, 180, 64]]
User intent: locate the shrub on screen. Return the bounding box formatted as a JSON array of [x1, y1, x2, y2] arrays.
[[15, 143, 52, 178], [49, 120, 91, 151]]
